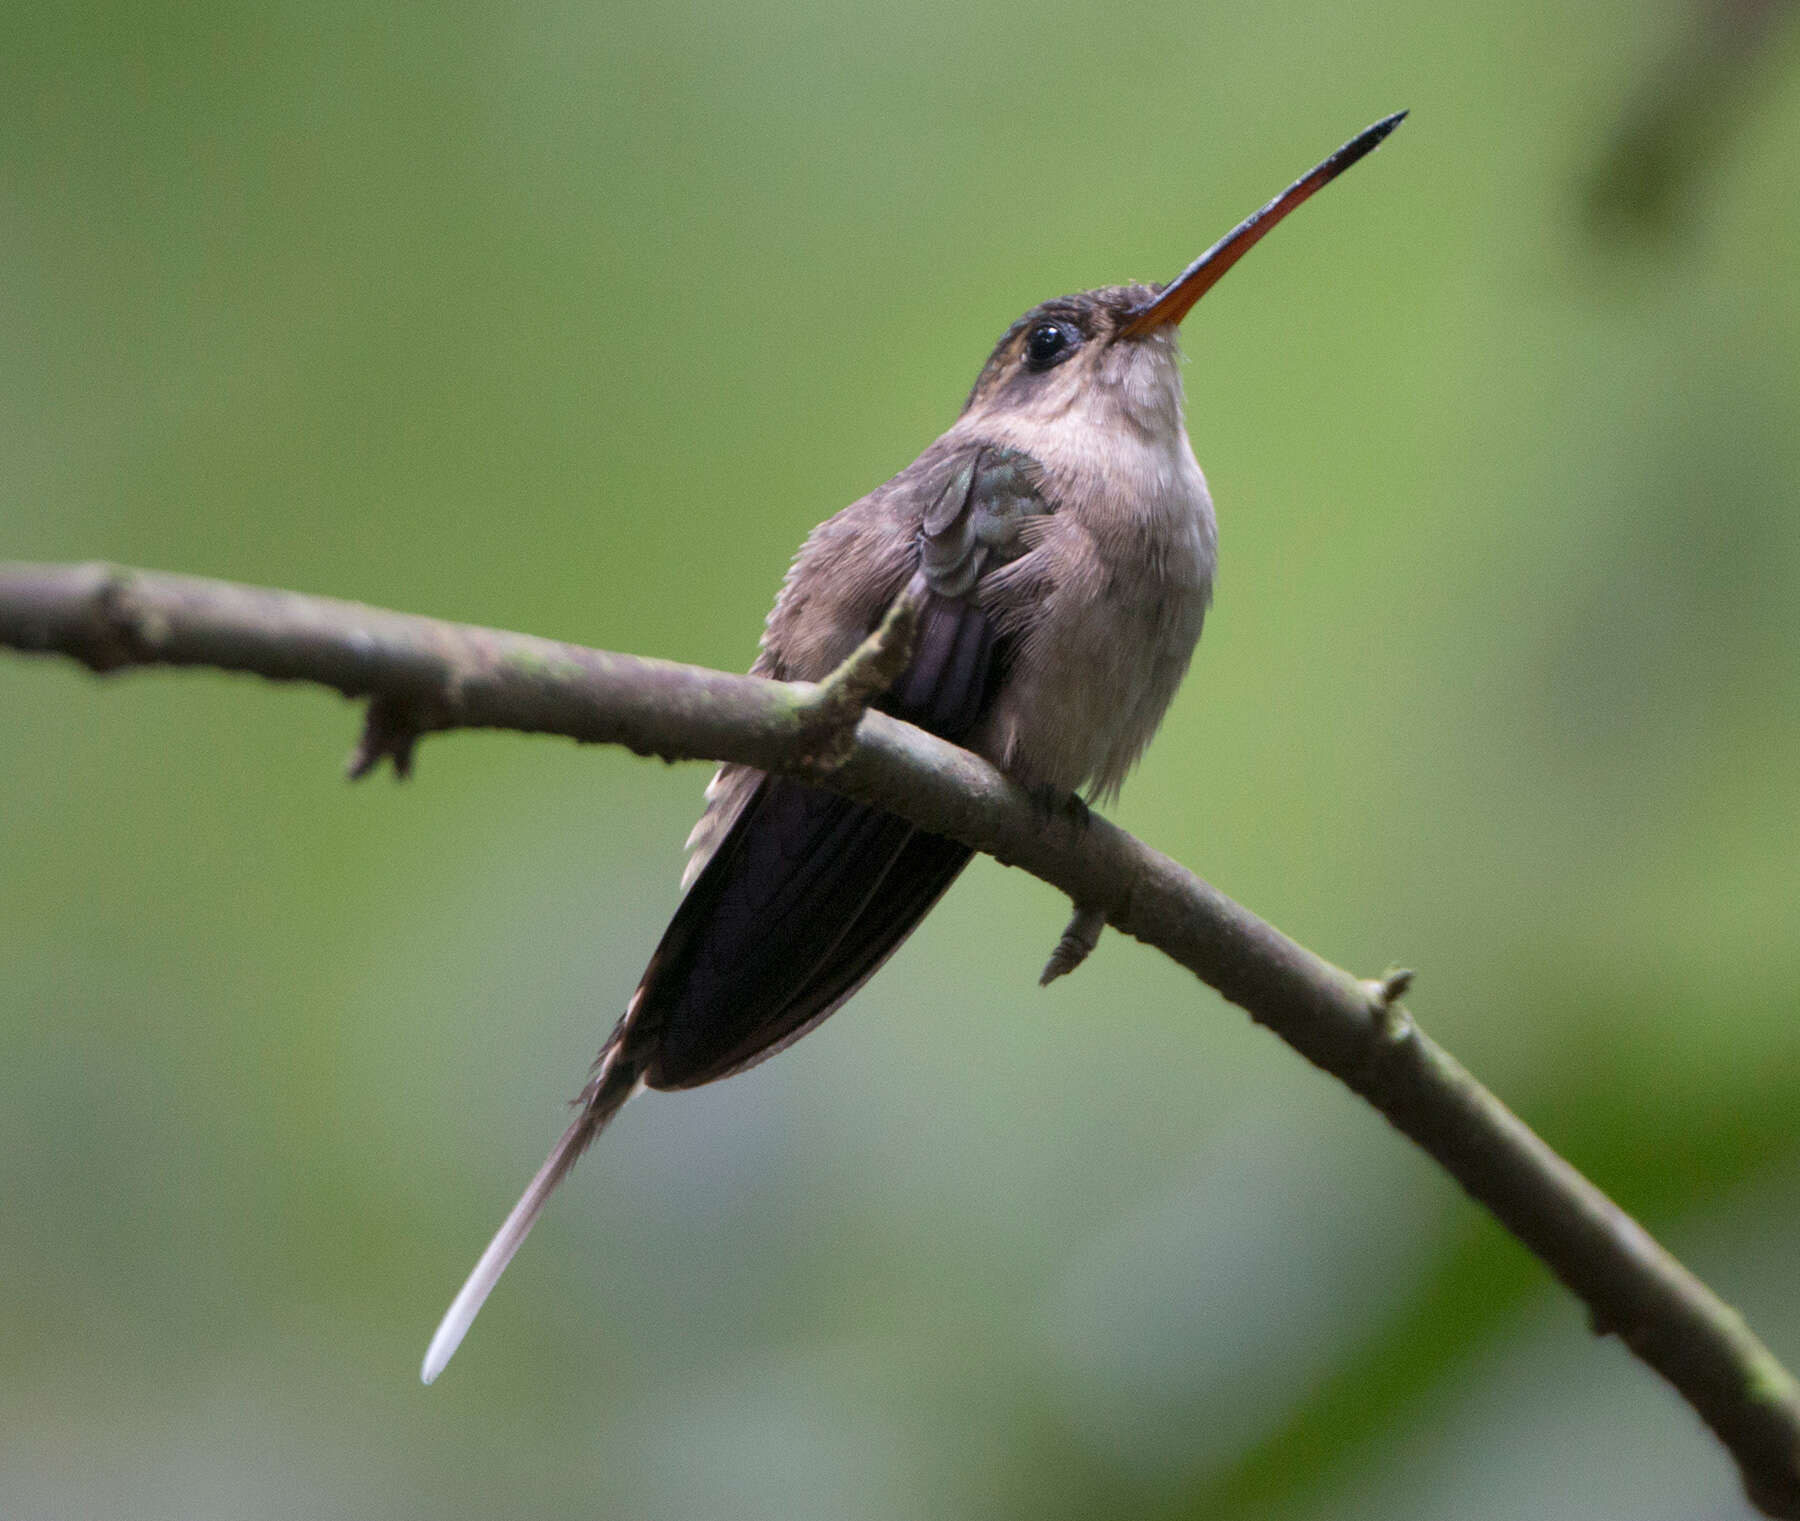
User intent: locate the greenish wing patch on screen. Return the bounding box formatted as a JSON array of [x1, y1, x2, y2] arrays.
[[918, 444, 1048, 600]]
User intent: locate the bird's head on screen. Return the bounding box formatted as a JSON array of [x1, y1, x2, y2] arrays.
[[960, 111, 1406, 442]]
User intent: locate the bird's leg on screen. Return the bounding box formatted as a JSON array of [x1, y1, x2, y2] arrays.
[[1031, 787, 1100, 981]]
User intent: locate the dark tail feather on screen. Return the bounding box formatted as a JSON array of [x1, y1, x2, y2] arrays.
[[420, 1046, 642, 1384]]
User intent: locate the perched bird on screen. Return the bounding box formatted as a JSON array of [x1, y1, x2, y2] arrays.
[[422, 111, 1405, 1383]]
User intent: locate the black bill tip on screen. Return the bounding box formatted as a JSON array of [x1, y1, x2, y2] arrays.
[[1122, 110, 1409, 336]]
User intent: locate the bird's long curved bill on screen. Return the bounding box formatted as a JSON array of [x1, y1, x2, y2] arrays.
[[1121, 110, 1406, 337]]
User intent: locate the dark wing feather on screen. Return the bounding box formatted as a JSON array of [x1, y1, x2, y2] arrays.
[[643, 594, 994, 1088], [635, 445, 1048, 1090]]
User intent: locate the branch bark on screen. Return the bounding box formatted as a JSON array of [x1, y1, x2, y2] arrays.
[[5, 559, 1799, 1515]]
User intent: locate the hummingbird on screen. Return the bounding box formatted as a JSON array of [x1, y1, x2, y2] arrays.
[[422, 111, 1405, 1383]]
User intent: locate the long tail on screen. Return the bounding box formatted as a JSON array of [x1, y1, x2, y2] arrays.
[[420, 592, 999, 1381], [420, 1048, 643, 1384]]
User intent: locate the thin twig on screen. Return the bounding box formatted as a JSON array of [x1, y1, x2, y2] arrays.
[[4, 558, 1798, 1517], [793, 573, 925, 768]]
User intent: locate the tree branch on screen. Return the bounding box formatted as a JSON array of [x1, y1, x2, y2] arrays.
[[5, 558, 1798, 1516]]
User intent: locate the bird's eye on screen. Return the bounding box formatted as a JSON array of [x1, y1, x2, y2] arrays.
[[1024, 322, 1075, 372]]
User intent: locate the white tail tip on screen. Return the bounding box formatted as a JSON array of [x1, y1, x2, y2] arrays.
[[419, 1110, 596, 1385]]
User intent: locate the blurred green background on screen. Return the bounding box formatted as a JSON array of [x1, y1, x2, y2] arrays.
[[5, 2, 1800, 1517]]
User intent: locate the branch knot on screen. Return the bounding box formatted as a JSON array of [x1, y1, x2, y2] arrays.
[[348, 694, 445, 780], [1361, 965, 1415, 1031], [1040, 904, 1107, 986]]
